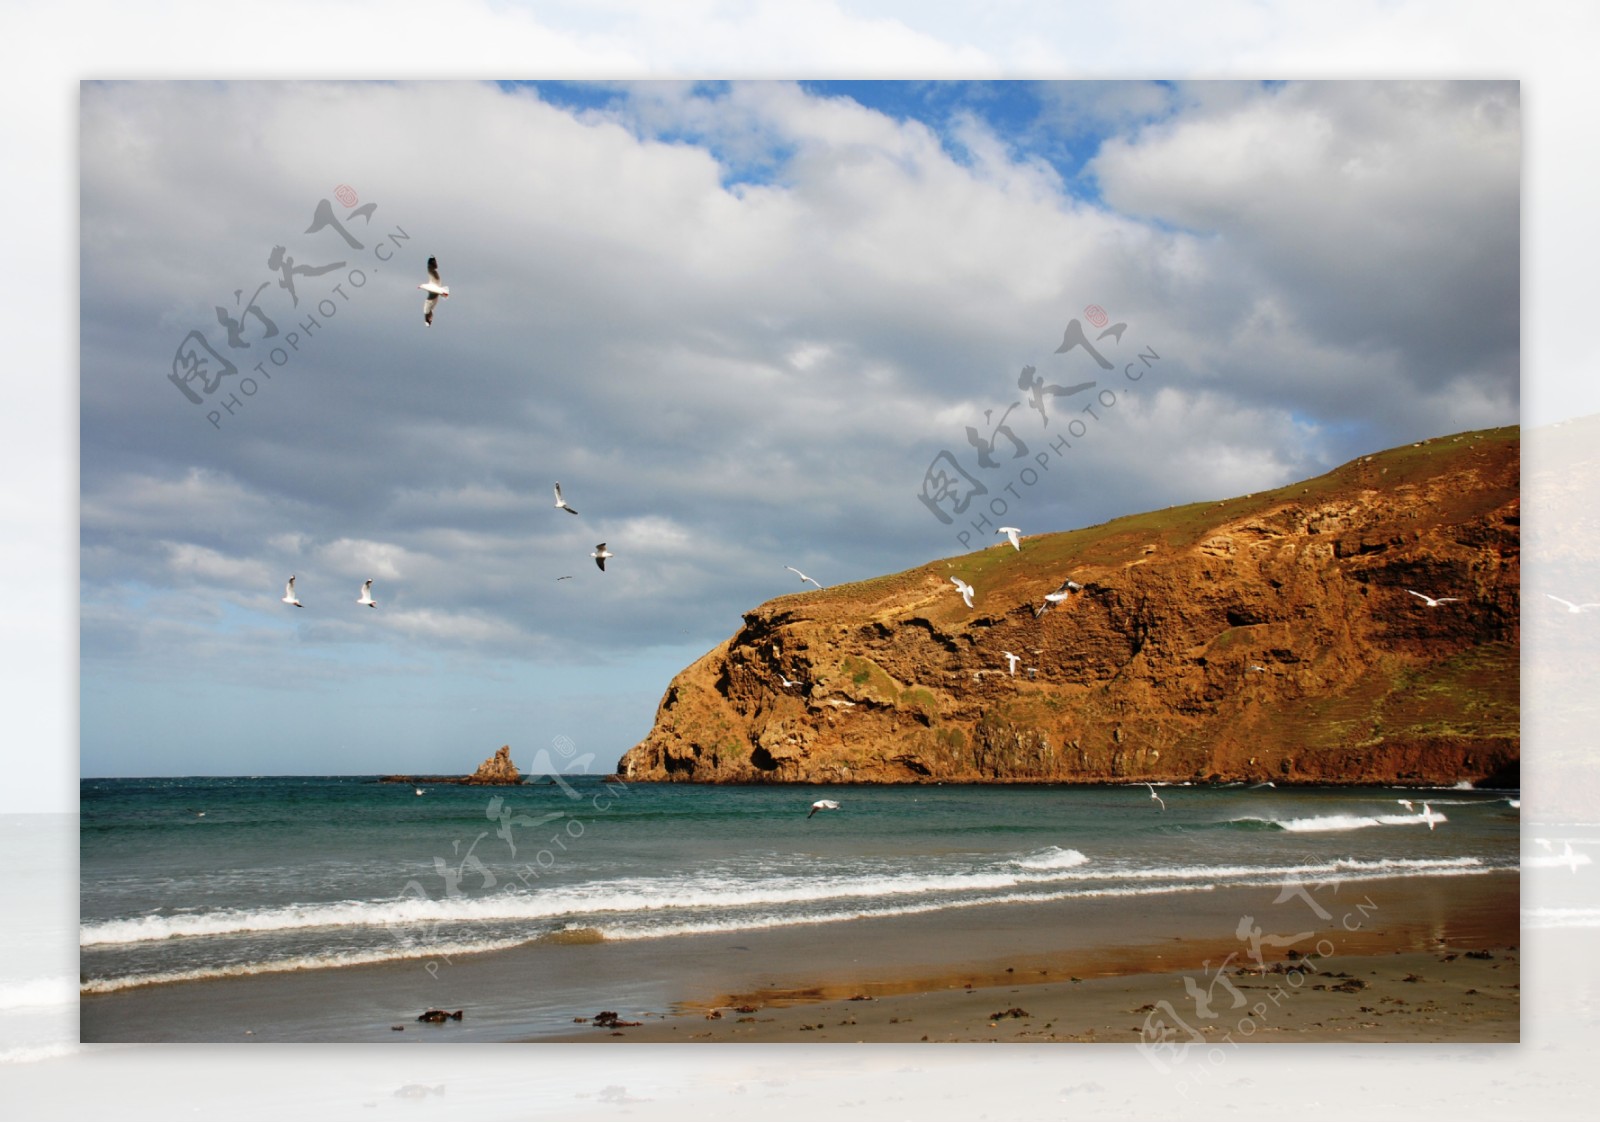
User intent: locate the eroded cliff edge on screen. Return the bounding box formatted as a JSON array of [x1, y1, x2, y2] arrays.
[[618, 427, 1519, 785]]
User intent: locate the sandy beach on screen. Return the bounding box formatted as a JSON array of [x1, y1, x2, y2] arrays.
[[540, 871, 1519, 1045]]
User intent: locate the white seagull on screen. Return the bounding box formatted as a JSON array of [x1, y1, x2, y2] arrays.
[[807, 799, 840, 819], [1002, 651, 1020, 676], [282, 575, 303, 608], [358, 579, 377, 608], [414, 788, 425, 797], [1407, 590, 1461, 607], [1547, 594, 1600, 613], [1143, 782, 1166, 812], [778, 674, 804, 689], [553, 482, 579, 515], [785, 566, 823, 589], [950, 576, 975, 609], [997, 526, 1022, 551], [1420, 802, 1441, 830], [418, 256, 450, 326], [1037, 579, 1082, 617], [1044, 579, 1083, 604], [591, 543, 614, 571], [1398, 799, 1415, 812]]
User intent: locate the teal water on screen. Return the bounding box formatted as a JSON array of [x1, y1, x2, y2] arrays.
[[80, 776, 1520, 1000]]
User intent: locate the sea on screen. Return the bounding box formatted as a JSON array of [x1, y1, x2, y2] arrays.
[[74, 775, 1529, 1041]]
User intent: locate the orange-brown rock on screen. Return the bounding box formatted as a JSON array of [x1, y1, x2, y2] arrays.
[[618, 427, 1519, 786], [464, 745, 522, 785]]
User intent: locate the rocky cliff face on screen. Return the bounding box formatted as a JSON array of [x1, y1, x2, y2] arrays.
[[618, 427, 1519, 786]]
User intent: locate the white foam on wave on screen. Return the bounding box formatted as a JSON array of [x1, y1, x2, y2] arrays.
[[1274, 811, 1446, 833], [592, 859, 1497, 942], [595, 882, 1214, 942], [79, 933, 531, 995], [82, 864, 1105, 946], [1010, 846, 1090, 871], [79, 848, 1492, 949]]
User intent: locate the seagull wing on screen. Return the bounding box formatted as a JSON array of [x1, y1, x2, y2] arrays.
[[423, 292, 438, 325], [427, 256, 441, 284], [785, 566, 820, 587]]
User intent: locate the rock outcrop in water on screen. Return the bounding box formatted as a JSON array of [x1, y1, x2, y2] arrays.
[[464, 745, 522, 785], [379, 744, 524, 786], [617, 427, 1519, 786]]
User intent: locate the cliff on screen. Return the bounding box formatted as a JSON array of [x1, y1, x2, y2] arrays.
[[618, 427, 1519, 786]]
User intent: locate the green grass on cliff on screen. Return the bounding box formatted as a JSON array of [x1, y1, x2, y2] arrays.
[[772, 425, 1520, 615]]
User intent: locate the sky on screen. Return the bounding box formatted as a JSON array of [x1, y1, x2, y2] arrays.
[[78, 77, 1521, 779]]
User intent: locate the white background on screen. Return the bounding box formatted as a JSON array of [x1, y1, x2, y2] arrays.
[[5, 1, 1595, 1118]]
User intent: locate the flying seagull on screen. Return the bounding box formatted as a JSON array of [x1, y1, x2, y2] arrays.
[[1143, 782, 1166, 812], [1407, 590, 1460, 607], [808, 799, 840, 819], [591, 543, 614, 571], [1036, 579, 1082, 617], [282, 575, 303, 608], [1547, 594, 1600, 613], [785, 566, 823, 589], [1002, 651, 1020, 676], [997, 526, 1022, 551], [553, 482, 578, 515], [418, 256, 450, 326], [358, 579, 377, 608], [950, 576, 975, 609], [1044, 579, 1083, 604], [1420, 802, 1441, 830]]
